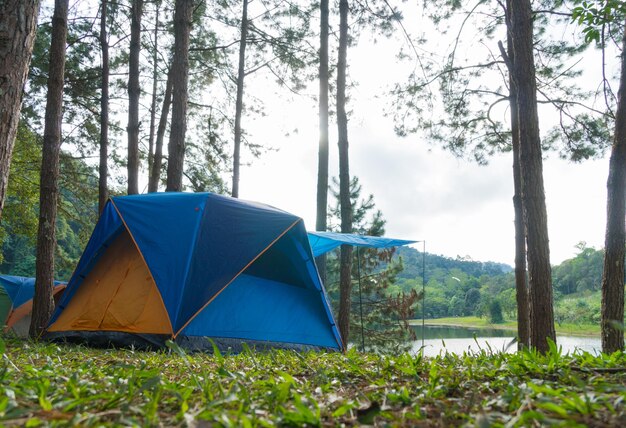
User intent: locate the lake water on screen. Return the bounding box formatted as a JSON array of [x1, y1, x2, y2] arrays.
[[412, 324, 602, 357]]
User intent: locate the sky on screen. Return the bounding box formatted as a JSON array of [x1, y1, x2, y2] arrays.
[[236, 6, 613, 268], [239, 99, 609, 267]]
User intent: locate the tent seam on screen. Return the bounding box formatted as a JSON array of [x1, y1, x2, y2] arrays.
[[110, 199, 174, 336], [173, 217, 303, 338], [172, 195, 208, 330], [292, 230, 344, 350], [48, 198, 119, 327], [307, 250, 345, 351]]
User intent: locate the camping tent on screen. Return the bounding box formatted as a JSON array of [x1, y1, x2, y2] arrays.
[[0, 274, 66, 337], [46, 192, 343, 351]]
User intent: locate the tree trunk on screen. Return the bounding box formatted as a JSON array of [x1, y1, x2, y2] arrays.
[[315, 0, 330, 285], [147, 5, 159, 184], [231, 0, 248, 198], [166, 0, 193, 192], [127, 0, 143, 195], [337, 0, 353, 346], [0, 0, 40, 221], [149, 68, 173, 193], [99, 0, 109, 214], [512, 100, 530, 350], [601, 17, 626, 354], [510, 0, 555, 353], [30, 0, 69, 339], [504, 0, 530, 350]]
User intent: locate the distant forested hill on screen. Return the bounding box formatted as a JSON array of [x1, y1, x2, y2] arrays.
[[391, 244, 604, 325], [394, 246, 512, 281]]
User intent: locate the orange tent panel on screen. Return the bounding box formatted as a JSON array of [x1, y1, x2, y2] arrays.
[[48, 229, 172, 334]]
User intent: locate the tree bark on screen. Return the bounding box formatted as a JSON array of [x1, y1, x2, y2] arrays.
[[315, 0, 330, 285], [127, 0, 143, 195], [147, 5, 159, 184], [512, 97, 530, 350], [337, 0, 353, 346], [99, 0, 109, 214], [231, 0, 248, 198], [30, 0, 69, 339], [166, 0, 193, 192], [0, 0, 40, 221], [510, 0, 555, 353], [504, 0, 530, 350], [601, 17, 626, 354], [149, 67, 173, 193]]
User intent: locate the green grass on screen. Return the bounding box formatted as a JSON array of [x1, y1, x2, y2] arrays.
[[411, 316, 600, 337], [1, 337, 626, 426]]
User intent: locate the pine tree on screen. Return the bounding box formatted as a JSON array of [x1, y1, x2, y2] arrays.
[[147, 3, 160, 189], [31, 0, 70, 338], [231, 0, 249, 198], [337, 0, 353, 345], [127, 0, 143, 195], [510, 0, 556, 352], [392, 0, 599, 351], [601, 16, 626, 355], [502, 0, 530, 349], [315, 0, 330, 284], [327, 178, 419, 352], [572, 0, 626, 353], [166, 0, 194, 192], [0, 0, 40, 221], [149, 68, 173, 193], [99, 0, 110, 213]]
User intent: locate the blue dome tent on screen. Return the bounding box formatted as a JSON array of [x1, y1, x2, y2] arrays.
[[46, 192, 343, 351]]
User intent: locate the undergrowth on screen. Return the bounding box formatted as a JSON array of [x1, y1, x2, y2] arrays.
[[0, 337, 625, 426]]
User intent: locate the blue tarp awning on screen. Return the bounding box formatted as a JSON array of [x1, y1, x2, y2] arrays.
[[307, 231, 417, 257]]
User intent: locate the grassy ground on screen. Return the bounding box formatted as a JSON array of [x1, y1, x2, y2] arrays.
[[1, 337, 626, 426], [411, 316, 600, 337]]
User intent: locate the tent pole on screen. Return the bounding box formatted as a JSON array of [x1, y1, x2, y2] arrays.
[[357, 247, 365, 352], [422, 240, 426, 349]]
